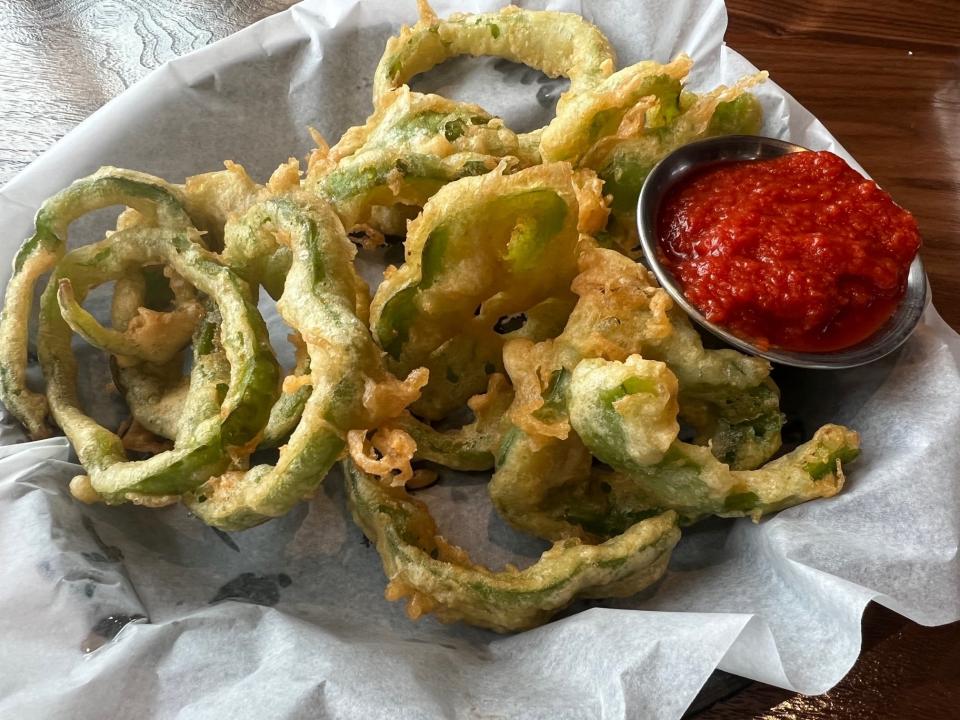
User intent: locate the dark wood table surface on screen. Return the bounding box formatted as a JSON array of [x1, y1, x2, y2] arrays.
[[1, 0, 957, 717]]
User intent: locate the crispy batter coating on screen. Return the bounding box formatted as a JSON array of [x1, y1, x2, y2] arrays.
[[370, 162, 605, 419], [0, 3, 865, 633], [345, 459, 680, 632], [372, 3, 616, 105], [490, 248, 857, 541], [183, 195, 426, 530]]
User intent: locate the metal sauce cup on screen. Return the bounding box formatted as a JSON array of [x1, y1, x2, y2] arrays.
[[636, 135, 928, 369]]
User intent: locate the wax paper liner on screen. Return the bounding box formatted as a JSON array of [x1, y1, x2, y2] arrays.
[[0, 1, 957, 718]]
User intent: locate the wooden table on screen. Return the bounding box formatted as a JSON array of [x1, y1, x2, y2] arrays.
[[1, 1, 957, 717]]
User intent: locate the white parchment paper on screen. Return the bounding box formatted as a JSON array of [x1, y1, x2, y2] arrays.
[[1, 1, 958, 718]]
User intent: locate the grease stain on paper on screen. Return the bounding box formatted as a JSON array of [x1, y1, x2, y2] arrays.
[[81, 614, 148, 654], [209, 572, 293, 607]]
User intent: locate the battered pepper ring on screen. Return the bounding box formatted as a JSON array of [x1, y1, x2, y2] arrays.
[[40, 225, 279, 504], [0, 168, 193, 439], [306, 2, 618, 237], [489, 247, 859, 542], [570, 356, 859, 526], [370, 161, 605, 419], [101, 162, 313, 451], [183, 194, 427, 530], [344, 458, 680, 633], [305, 87, 533, 240], [372, 1, 616, 107]]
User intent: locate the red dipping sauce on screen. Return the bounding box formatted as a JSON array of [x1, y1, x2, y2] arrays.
[[657, 151, 921, 352]]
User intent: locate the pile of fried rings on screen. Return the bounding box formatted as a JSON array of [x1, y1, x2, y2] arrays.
[[0, 3, 860, 632]]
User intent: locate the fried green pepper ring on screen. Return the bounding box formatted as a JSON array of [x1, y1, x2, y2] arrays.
[[219, 206, 292, 301], [327, 87, 531, 166], [344, 459, 680, 632], [517, 246, 782, 469], [591, 90, 764, 217], [489, 369, 595, 542], [181, 160, 277, 252], [107, 161, 302, 446], [312, 150, 511, 237], [306, 87, 539, 238], [72, 312, 232, 506], [106, 162, 351, 453], [567, 356, 860, 527], [183, 195, 425, 530], [40, 226, 278, 503], [305, 87, 543, 234], [55, 261, 201, 440], [171, 313, 232, 448], [258, 332, 312, 450], [535, 50, 764, 253], [539, 55, 693, 164], [372, 2, 616, 107], [370, 162, 604, 419], [490, 247, 853, 541], [492, 361, 857, 542], [0, 167, 191, 438]]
